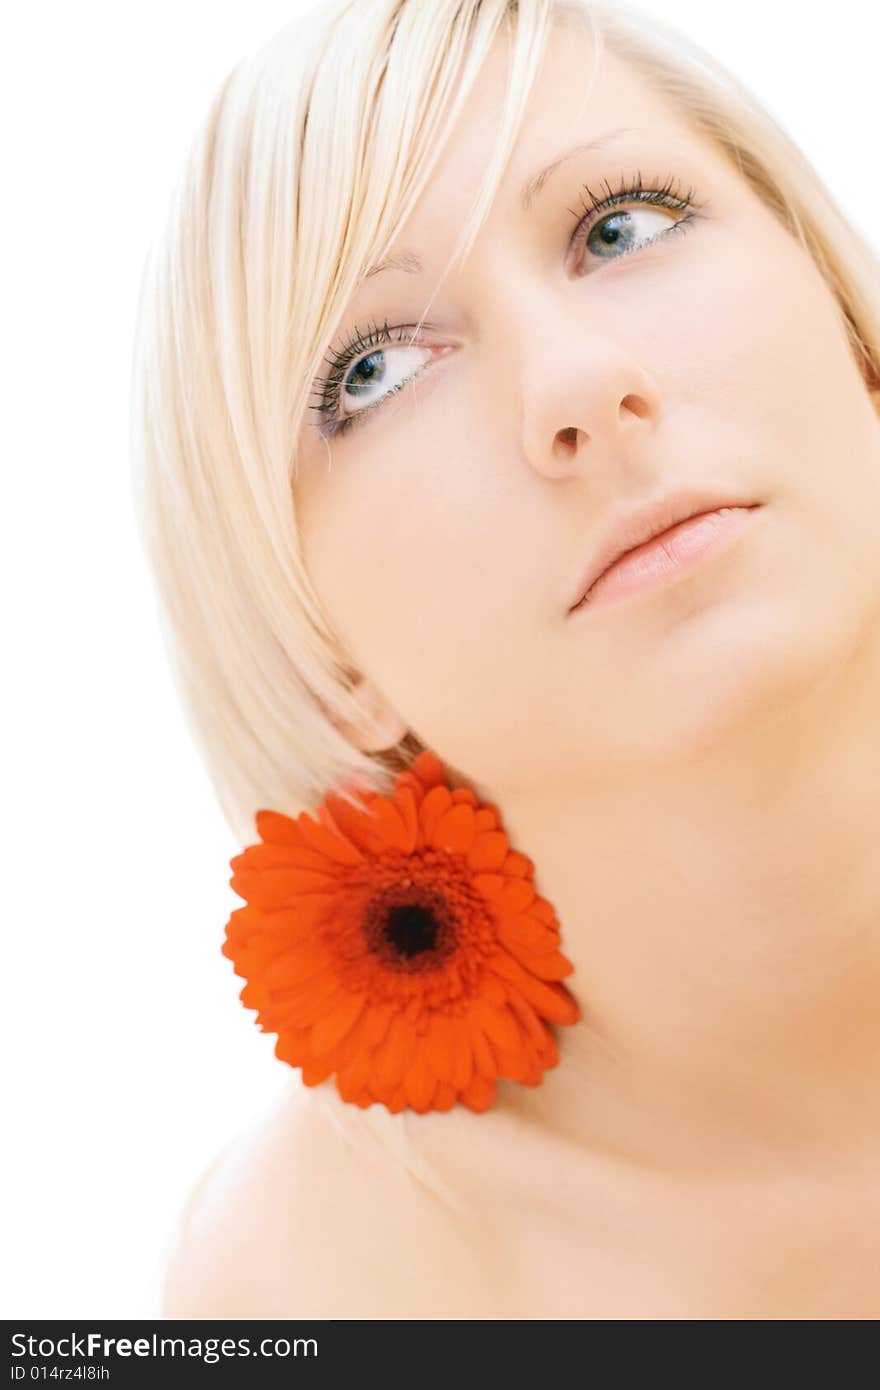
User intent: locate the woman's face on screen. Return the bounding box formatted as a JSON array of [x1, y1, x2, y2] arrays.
[[294, 21, 880, 794]]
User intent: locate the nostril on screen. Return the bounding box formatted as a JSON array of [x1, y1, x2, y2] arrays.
[[622, 393, 651, 420]]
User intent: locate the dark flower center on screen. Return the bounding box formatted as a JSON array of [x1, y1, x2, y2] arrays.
[[362, 879, 458, 974], [384, 903, 438, 958]]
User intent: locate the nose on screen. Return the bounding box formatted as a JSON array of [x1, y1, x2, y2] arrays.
[[517, 321, 663, 479]]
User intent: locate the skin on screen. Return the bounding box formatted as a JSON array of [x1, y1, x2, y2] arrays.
[[165, 18, 880, 1318]]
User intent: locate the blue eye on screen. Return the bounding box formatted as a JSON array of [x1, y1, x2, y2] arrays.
[[580, 204, 688, 260], [310, 320, 437, 442], [322, 335, 432, 438], [569, 169, 702, 266], [310, 169, 705, 440]]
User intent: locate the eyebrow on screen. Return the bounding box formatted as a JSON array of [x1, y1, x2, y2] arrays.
[[362, 125, 639, 282]]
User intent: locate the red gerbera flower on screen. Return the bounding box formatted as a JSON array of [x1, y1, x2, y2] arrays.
[[222, 750, 580, 1114]]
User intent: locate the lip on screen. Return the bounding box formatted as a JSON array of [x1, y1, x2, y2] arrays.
[[566, 488, 761, 614]]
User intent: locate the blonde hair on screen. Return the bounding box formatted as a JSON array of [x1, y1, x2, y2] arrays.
[[129, 0, 880, 1184]]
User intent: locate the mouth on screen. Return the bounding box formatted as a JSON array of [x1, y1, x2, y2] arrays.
[[567, 494, 763, 615]]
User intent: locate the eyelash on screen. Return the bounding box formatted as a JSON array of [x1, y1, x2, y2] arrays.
[[310, 169, 704, 440]]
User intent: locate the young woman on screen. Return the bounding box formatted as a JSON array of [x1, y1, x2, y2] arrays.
[[131, 0, 880, 1318]]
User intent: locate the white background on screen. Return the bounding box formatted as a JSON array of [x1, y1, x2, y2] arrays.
[[2, 0, 878, 1318]]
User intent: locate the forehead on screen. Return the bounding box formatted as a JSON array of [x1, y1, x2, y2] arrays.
[[407, 19, 714, 232]]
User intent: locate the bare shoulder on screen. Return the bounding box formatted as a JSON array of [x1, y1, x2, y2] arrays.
[[160, 1082, 497, 1319]]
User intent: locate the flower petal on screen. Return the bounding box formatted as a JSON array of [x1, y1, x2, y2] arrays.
[[466, 830, 510, 873], [359, 999, 395, 1049], [467, 1016, 499, 1080], [495, 915, 558, 954], [502, 850, 533, 878], [295, 813, 365, 866], [407, 749, 448, 793], [460, 1072, 496, 1112], [368, 798, 412, 851], [230, 866, 338, 909], [506, 991, 554, 1053], [532, 898, 558, 925], [268, 979, 348, 1032], [240, 979, 270, 1011], [431, 802, 477, 854], [450, 1019, 474, 1092], [477, 973, 508, 1007], [424, 1011, 457, 1084], [254, 809, 306, 847], [495, 878, 536, 915], [321, 791, 388, 854], [275, 1029, 310, 1066], [309, 990, 367, 1058], [301, 1055, 335, 1085], [317, 1006, 381, 1071], [468, 996, 522, 1057], [472, 872, 505, 904], [433, 1082, 457, 1111], [403, 1038, 438, 1113], [336, 1048, 372, 1100], [370, 1081, 407, 1113], [489, 950, 581, 1025], [391, 784, 420, 852], [418, 784, 453, 842], [451, 786, 478, 806], [263, 940, 331, 990], [231, 843, 304, 873], [500, 942, 574, 981], [372, 1010, 416, 1091], [538, 1029, 560, 1069]]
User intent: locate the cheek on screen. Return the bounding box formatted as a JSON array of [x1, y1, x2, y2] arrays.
[[299, 440, 498, 683], [676, 227, 865, 478], [693, 231, 880, 613]]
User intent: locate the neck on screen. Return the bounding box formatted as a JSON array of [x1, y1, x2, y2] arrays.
[[486, 621, 880, 1178]]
